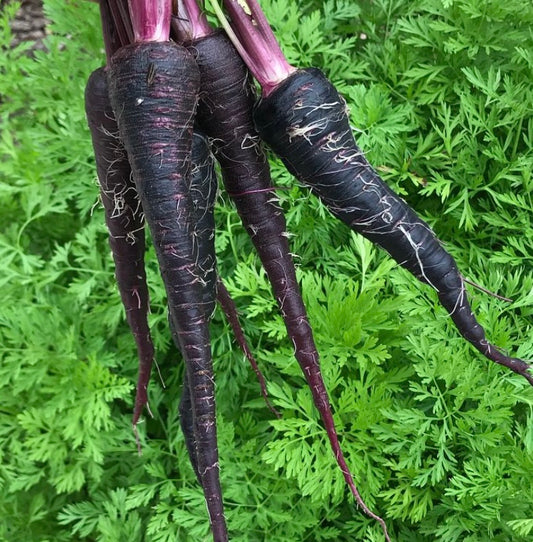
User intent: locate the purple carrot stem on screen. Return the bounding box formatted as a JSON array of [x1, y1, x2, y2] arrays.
[[206, 0, 293, 94], [106, 0, 133, 48], [172, 0, 212, 40], [98, 0, 123, 60], [116, 0, 135, 43], [245, 0, 283, 55], [217, 0, 295, 95], [128, 0, 172, 42]]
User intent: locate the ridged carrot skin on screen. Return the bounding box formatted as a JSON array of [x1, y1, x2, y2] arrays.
[[108, 42, 228, 542], [84, 66, 155, 430], [177, 130, 218, 484], [254, 67, 533, 385], [177, 130, 280, 484]]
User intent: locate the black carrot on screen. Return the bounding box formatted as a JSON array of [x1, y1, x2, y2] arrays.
[[177, 130, 280, 485], [173, 6, 280, 414], [84, 66, 155, 444], [175, 130, 218, 484], [220, 0, 533, 388], [107, 3, 227, 537]]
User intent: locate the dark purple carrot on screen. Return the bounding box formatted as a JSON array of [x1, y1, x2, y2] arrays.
[[84, 66, 156, 447], [171, 9, 281, 415], [219, 0, 533, 389], [175, 14, 282, 416], [107, 2, 227, 540], [177, 130, 279, 488], [172, 3, 389, 535], [186, 121, 278, 417], [90, 1, 161, 451], [187, 126, 279, 418]]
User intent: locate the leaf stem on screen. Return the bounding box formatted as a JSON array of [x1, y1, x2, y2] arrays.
[[98, 0, 123, 61], [127, 0, 172, 42], [107, 0, 134, 46], [207, 0, 295, 95], [172, 0, 212, 41]]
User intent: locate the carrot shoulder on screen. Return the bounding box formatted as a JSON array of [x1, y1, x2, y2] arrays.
[[253, 67, 533, 386]]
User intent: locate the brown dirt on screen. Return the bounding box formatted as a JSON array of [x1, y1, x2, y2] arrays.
[[2, 0, 47, 49]]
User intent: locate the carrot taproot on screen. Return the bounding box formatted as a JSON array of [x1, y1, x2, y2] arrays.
[[177, 130, 280, 486], [255, 75, 533, 386], [218, 0, 533, 388], [175, 130, 218, 484], [107, 16, 227, 539], [84, 66, 156, 445]]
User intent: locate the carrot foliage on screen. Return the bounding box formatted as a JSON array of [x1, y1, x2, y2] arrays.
[[1, 0, 532, 541]]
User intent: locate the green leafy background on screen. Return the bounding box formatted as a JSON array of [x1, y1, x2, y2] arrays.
[[1, 1, 532, 540]]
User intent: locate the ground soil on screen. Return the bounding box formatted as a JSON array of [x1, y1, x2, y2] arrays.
[[3, 0, 47, 49]]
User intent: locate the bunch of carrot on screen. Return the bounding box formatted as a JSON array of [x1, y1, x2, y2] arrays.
[[84, 1, 532, 540]]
